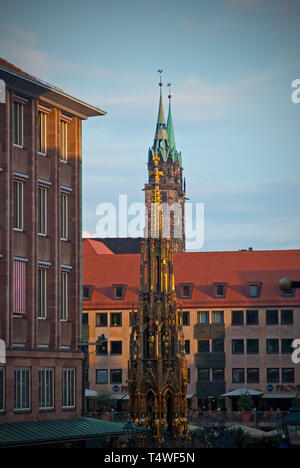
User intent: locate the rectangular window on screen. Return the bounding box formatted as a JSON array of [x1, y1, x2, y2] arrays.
[[267, 368, 279, 383], [232, 310, 244, 326], [282, 368, 295, 384], [111, 341, 122, 355], [96, 369, 108, 384], [181, 284, 191, 298], [266, 310, 278, 325], [14, 368, 30, 410], [110, 369, 122, 384], [212, 340, 224, 353], [212, 369, 224, 381], [247, 339, 259, 354], [38, 187, 47, 235], [182, 311, 190, 326], [281, 339, 293, 355], [13, 260, 26, 314], [39, 368, 54, 409], [61, 193, 68, 239], [184, 340, 190, 355], [38, 268, 47, 319], [187, 368, 190, 384], [232, 368, 245, 384], [198, 369, 210, 381], [212, 311, 224, 324], [38, 111, 47, 154], [13, 101, 23, 147], [13, 180, 23, 230], [0, 368, 4, 411], [110, 312, 122, 327], [266, 339, 279, 354], [82, 286, 91, 301], [247, 368, 259, 384], [246, 310, 258, 325], [61, 272, 68, 321], [96, 339, 108, 355], [96, 313, 107, 327], [198, 340, 210, 353], [113, 286, 124, 299], [249, 284, 259, 297], [198, 311, 209, 324], [215, 284, 225, 297], [281, 310, 293, 325], [82, 313, 88, 325], [60, 120, 68, 161], [232, 339, 244, 354], [62, 368, 75, 408]]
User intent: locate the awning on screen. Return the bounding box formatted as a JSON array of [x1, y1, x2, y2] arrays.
[[186, 393, 195, 399], [262, 393, 296, 399], [85, 389, 100, 397], [225, 425, 278, 439], [0, 417, 147, 447], [221, 388, 263, 397], [113, 393, 129, 400]]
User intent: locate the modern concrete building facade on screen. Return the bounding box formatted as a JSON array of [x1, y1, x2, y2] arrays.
[[82, 239, 300, 412], [0, 59, 105, 423]]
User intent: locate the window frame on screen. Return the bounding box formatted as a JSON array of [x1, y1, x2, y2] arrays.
[[266, 309, 279, 326], [198, 368, 210, 382], [60, 192, 68, 240], [13, 180, 24, 231], [232, 339, 244, 355], [13, 100, 24, 148], [62, 368, 75, 409], [60, 271, 68, 321], [246, 339, 259, 355], [39, 368, 54, 410], [232, 368, 245, 384], [60, 119, 68, 162], [96, 369, 108, 385], [182, 311, 190, 326], [38, 268, 47, 319], [198, 340, 210, 353], [110, 312, 122, 327], [184, 339, 190, 355], [231, 310, 244, 326], [267, 368, 279, 384], [38, 110, 47, 155], [14, 367, 30, 411], [247, 368, 260, 384], [96, 313, 108, 328], [198, 311, 209, 324], [282, 368, 295, 384], [110, 369, 122, 384], [266, 339, 279, 355], [212, 311, 224, 324], [110, 341, 122, 355], [246, 309, 258, 326], [281, 309, 293, 325], [38, 186, 47, 235]]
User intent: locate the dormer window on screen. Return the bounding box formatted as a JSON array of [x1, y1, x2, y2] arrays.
[[248, 283, 261, 298], [113, 285, 125, 300], [180, 283, 192, 299], [82, 286, 91, 301], [214, 283, 226, 298]]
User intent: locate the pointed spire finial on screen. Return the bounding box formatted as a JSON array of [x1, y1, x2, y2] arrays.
[[167, 83, 172, 99], [157, 69, 163, 87]]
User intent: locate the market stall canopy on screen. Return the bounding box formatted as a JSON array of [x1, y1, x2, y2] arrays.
[[226, 425, 278, 438], [221, 388, 263, 397]]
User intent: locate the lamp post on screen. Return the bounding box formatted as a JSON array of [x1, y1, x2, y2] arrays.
[[282, 408, 300, 448], [279, 278, 300, 292], [124, 421, 137, 447]]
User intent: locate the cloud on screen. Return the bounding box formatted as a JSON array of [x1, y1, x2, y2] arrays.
[[0, 24, 110, 83], [82, 230, 97, 238]]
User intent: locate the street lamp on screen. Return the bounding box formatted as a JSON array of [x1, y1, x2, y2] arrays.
[[279, 278, 300, 292], [282, 408, 300, 447], [124, 421, 137, 446]]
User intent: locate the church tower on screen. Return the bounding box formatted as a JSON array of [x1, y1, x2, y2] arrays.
[[128, 74, 188, 442], [145, 77, 186, 252]]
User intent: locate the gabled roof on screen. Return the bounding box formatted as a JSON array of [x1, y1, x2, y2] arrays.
[[83, 239, 114, 255], [82, 242, 300, 309]]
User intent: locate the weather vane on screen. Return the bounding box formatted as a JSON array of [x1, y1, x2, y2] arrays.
[[157, 69, 163, 86]]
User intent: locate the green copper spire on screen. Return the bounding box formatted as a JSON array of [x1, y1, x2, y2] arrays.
[[167, 92, 176, 150], [153, 86, 168, 149]]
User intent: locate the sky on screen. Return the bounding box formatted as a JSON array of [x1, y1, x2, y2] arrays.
[[1, 0, 300, 251]]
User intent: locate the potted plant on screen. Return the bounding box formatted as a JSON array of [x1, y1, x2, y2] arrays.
[[237, 393, 254, 422]]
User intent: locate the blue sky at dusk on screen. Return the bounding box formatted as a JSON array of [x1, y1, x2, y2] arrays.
[[1, 0, 300, 251]]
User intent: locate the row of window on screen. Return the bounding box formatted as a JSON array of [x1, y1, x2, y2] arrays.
[[182, 309, 294, 326], [197, 367, 295, 384], [0, 367, 75, 412], [13, 259, 69, 318], [232, 368, 295, 384], [82, 312, 123, 327], [13, 101, 69, 161], [96, 369, 122, 385], [96, 340, 122, 355], [184, 339, 294, 355], [14, 180, 69, 239], [180, 282, 293, 299], [83, 285, 125, 301]]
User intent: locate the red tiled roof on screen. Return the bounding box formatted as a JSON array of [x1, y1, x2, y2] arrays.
[[83, 239, 114, 255], [82, 240, 300, 309], [0, 57, 41, 82]]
